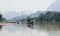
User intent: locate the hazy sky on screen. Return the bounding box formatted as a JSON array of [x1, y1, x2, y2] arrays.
[[0, 0, 56, 15]]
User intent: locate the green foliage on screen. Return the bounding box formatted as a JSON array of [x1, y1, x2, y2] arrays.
[[0, 14, 6, 22], [38, 13, 45, 22], [37, 11, 60, 22]]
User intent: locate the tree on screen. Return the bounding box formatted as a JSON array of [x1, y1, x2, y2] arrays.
[[44, 11, 53, 21], [0, 13, 6, 22], [38, 13, 45, 22], [55, 12, 60, 21]]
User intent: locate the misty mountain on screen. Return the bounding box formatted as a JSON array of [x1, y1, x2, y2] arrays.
[[30, 11, 46, 18], [8, 10, 47, 22], [47, 0, 60, 11], [3, 11, 19, 20], [7, 15, 28, 22], [3, 11, 30, 20]]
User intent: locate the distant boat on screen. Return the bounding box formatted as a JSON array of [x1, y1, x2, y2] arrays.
[[27, 18, 34, 28]]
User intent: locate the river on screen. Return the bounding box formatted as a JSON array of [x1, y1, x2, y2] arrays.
[[0, 22, 60, 36]]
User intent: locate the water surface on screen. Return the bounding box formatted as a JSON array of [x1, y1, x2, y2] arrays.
[[0, 22, 60, 36]]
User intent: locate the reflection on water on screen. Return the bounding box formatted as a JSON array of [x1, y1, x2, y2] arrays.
[[0, 23, 49, 36], [34, 22, 60, 31], [0, 22, 60, 36], [0, 25, 2, 32]]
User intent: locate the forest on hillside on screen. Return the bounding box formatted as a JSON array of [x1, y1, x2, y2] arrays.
[[35, 11, 60, 22]]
